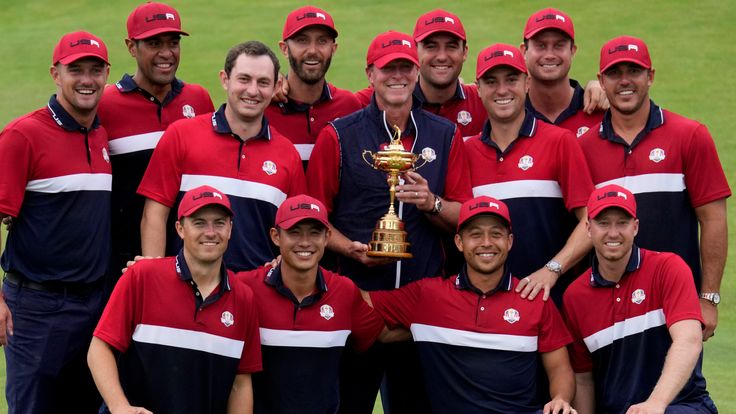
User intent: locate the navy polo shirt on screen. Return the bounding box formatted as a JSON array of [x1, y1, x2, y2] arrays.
[[0, 95, 111, 283], [371, 266, 572, 412], [138, 104, 307, 271]]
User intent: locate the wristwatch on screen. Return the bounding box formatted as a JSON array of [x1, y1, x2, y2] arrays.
[[429, 195, 443, 215], [699, 292, 721, 306], [545, 260, 563, 276]]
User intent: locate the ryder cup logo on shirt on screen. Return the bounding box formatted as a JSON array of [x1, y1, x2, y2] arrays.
[[421, 147, 437, 162], [456, 110, 472, 126], [576, 126, 589, 138], [648, 148, 666, 163], [320, 304, 335, 320], [631, 289, 646, 305], [221, 311, 234, 327], [182, 104, 196, 119], [262, 160, 277, 175], [102, 147, 110, 163], [503, 308, 520, 324], [518, 155, 534, 171]]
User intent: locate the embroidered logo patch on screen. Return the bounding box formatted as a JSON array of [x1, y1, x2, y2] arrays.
[[102, 147, 110, 163], [221, 311, 234, 327], [518, 155, 534, 171], [649, 148, 665, 163], [262, 160, 277, 175], [576, 126, 589, 137], [631, 289, 646, 304], [421, 147, 437, 162], [456, 110, 472, 126], [320, 304, 334, 320], [503, 308, 520, 324], [182, 104, 196, 119]]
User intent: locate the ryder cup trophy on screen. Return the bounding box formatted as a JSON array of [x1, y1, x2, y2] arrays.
[[361, 125, 427, 258]]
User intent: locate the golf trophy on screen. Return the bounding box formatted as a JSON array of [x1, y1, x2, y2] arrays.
[[361, 125, 427, 258]]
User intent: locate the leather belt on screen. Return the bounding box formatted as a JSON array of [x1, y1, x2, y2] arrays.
[[4, 271, 101, 296]]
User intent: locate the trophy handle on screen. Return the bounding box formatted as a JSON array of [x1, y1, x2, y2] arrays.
[[362, 150, 378, 169], [412, 156, 428, 171]]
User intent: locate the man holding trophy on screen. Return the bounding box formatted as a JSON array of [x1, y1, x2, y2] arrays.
[[307, 30, 471, 414]]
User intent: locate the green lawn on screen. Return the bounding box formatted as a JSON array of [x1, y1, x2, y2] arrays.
[[1, 1, 735, 412]]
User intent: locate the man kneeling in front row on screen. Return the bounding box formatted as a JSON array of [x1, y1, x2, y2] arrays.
[[364, 196, 576, 414]]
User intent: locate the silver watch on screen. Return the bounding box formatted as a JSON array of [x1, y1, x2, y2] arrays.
[[545, 260, 563, 275], [429, 195, 443, 215], [700, 292, 720, 306]]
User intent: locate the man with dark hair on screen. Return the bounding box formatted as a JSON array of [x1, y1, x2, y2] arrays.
[[465, 44, 593, 305], [238, 195, 384, 414], [89, 185, 261, 414], [0, 31, 111, 413], [521, 8, 605, 137], [563, 185, 718, 413], [266, 6, 362, 168], [138, 40, 306, 272], [366, 196, 576, 413], [579, 36, 730, 340], [308, 30, 472, 414], [98, 1, 214, 277]]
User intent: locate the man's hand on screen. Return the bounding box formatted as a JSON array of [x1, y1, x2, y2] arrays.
[[625, 400, 666, 414], [516, 267, 558, 301], [110, 406, 153, 414], [583, 79, 609, 114], [346, 241, 397, 267], [700, 299, 717, 341], [543, 397, 576, 414], [395, 171, 434, 212], [0, 295, 14, 346], [2, 216, 12, 231], [265, 255, 281, 268], [122, 255, 156, 274], [272, 73, 290, 103]]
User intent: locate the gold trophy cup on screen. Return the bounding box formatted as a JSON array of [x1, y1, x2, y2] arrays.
[[361, 125, 427, 258]]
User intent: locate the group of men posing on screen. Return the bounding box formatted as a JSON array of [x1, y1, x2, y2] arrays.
[[0, 2, 729, 414]]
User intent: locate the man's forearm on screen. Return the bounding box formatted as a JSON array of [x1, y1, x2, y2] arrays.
[[697, 199, 727, 292], [226, 374, 253, 414], [646, 320, 703, 407], [574, 372, 595, 414], [87, 337, 132, 412], [140, 199, 170, 257]]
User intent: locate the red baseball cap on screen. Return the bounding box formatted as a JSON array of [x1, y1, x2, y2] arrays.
[[53, 31, 109, 65], [178, 185, 233, 219], [127, 2, 189, 40], [282, 5, 337, 41], [587, 184, 637, 219], [366, 31, 419, 68], [275, 195, 330, 230], [476, 43, 527, 80], [413, 9, 466, 42], [599, 36, 651, 73], [524, 8, 574, 40], [457, 196, 512, 232]]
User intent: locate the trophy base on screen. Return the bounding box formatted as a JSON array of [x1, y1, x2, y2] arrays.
[[366, 225, 412, 259]]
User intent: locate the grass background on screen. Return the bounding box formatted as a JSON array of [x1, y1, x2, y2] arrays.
[[0, 0, 734, 412]]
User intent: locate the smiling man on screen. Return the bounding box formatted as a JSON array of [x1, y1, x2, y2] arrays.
[[234, 195, 384, 414], [307, 30, 471, 413], [562, 185, 718, 413], [465, 43, 593, 306], [138, 41, 306, 273], [89, 185, 261, 414], [98, 2, 214, 278], [366, 196, 576, 413], [578, 36, 730, 340], [0, 31, 112, 413], [265, 6, 361, 168]]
